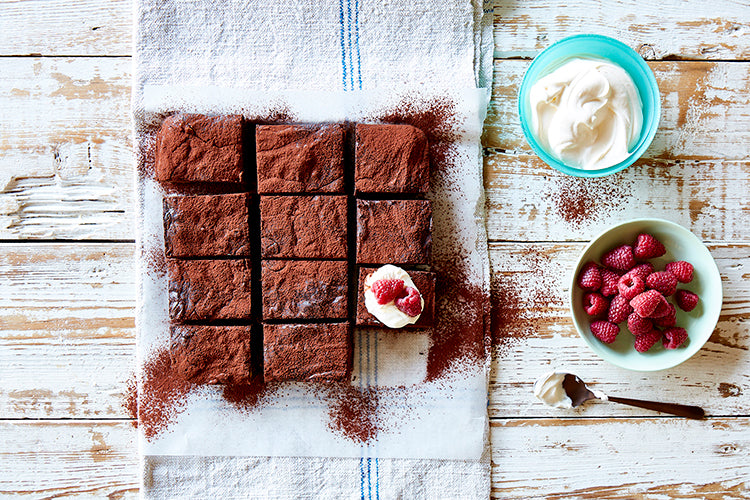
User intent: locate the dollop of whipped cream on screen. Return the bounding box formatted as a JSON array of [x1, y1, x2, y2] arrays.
[[364, 265, 424, 329], [529, 57, 644, 170], [534, 371, 608, 408], [533, 371, 573, 408]]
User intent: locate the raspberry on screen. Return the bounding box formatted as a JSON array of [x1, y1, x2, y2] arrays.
[[583, 292, 609, 316], [675, 290, 699, 312], [618, 274, 645, 301], [627, 312, 653, 336], [394, 286, 422, 317], [662, 327, 688, 349], [590, 320, 620, 344], [633, 233, 666, 260], [630, 290, 667, 318], [623, 262, 655, 282], [600, 269, 621, 297], [634, 329, 662, 353], [607, 295, 633, 324], [646, 271, 678, 296], [653, 303, 677, 327], [649, 298, 672, 319], [601, 245, 636, 271], [665, 261, 694, 283], [371, 278, 405, 305], [577, 262, 602, 291]]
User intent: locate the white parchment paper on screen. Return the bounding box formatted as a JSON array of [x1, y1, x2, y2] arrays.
[[136, 87, 489, 460]]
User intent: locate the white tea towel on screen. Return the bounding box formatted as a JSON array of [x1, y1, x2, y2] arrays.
[[134, 0, 495, 498]]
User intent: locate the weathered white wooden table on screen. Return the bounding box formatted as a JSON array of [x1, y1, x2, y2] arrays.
[[1, 1, 748, 497]]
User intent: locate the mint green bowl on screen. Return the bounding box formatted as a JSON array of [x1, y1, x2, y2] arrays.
[[519, 34, 661, 178], [570, 219, 722, 371]]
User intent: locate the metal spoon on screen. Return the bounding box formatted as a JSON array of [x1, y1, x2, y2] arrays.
[[562, 373, 705, 420]]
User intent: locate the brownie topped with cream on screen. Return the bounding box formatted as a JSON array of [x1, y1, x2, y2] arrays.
[[356, 266, 436, 329]]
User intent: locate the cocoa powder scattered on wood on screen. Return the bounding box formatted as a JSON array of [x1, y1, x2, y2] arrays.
[[551, 173, 633, 228]]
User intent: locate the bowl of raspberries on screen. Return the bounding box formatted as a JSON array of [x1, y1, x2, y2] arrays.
[[571, 218, 722, 371]]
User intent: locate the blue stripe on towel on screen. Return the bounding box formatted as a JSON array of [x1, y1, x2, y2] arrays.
[[366, 331, 371, 499], [346, 0, 355, 90], [338, 0, 348, 90], [354, 0, 362, 89]]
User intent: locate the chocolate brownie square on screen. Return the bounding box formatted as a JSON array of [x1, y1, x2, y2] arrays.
[[155, 114, 243, 183], [261, 260, 348, 320], [163, 193, 250, 257], [167, 259, 253, 321], [260, 195, 347, 259], [356, 267, 436, 328], [356, 199, 432, 265], [170, 325, 253, 385], [355, 124, 429, 194], [256, 124, 345, 193], [263, 323, 351, 382]]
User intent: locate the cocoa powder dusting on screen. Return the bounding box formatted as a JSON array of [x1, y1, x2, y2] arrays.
[[326, 383, 379, 443], [377, 97, 459, 173], [135, 348, 193, 440], [378, 97, 490, 381], [222, 376, 272, 410], [427, 264, 489, 381], [490, 249, 563, 355], [551, 174, 633, 228], [124, 374, 138, 428]]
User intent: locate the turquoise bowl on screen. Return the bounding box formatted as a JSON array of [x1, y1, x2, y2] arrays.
[[570, 219, 722, 372], [518, 34, 661, 178]]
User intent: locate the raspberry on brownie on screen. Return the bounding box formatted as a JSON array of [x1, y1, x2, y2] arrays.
[[355, 124, 430, 194], [163, 193, 251, 257], [356, 199, 432, 265], [156, 114, 244, 183], [356, 267, 436, 328]]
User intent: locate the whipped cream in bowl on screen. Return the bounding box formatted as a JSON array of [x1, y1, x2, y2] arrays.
[[363, 265, 424, 329], [529, 57, 643, 171], [518, 34, 660, 178]]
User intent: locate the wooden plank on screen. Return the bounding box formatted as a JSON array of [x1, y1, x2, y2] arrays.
[[0, 421, 138, 498], [0, 242, 747, 419], [485, 60, 750, 161], [490, 417, 750, 499], [1, 0, 748, 61], [0, 0, 132, 56], [484, 153, 750, 242], [0, 243, 135, 419], [493, 0, 750, 60], [2, 418, 748, 499], [0, 57, 133, 240], [488, 242, 750, 418], [1, 59, 748, 240]]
